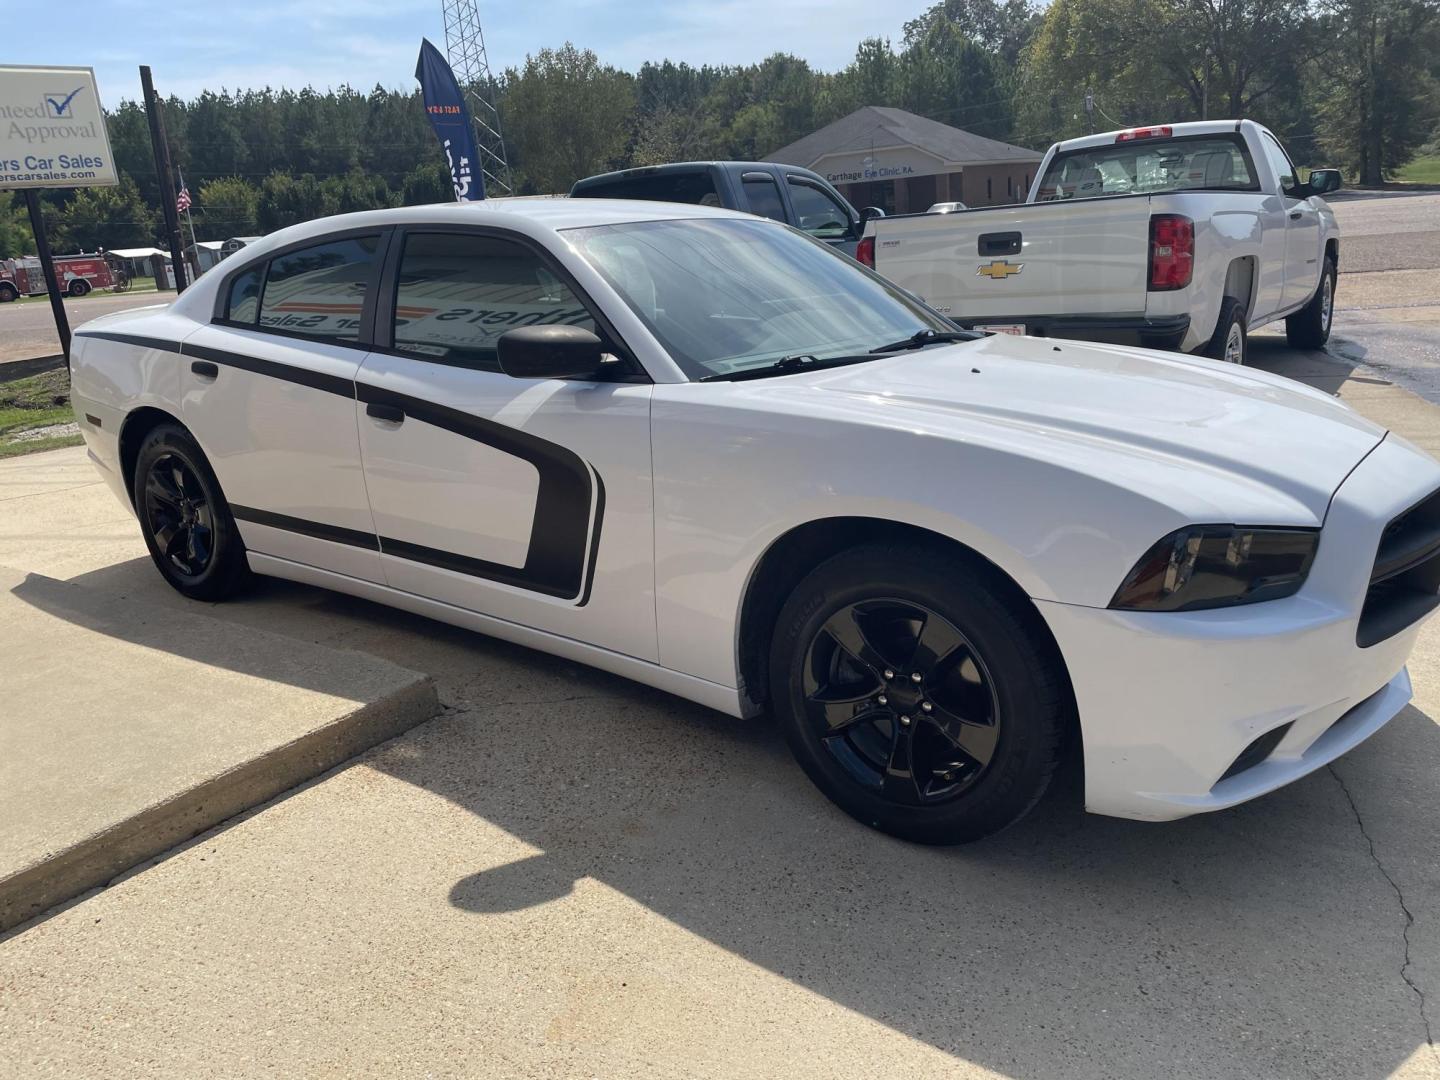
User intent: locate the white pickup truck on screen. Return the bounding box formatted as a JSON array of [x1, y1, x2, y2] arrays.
[[857, 120, 1343, 365]]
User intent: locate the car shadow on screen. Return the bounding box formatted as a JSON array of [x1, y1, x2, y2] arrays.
[[30, 556, 1440, 1079], [1247, 331, 1384, 396]]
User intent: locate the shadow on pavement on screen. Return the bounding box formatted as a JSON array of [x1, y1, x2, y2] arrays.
[[44, 549, 1440, 1078]]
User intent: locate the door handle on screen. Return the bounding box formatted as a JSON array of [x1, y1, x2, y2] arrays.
[[366, 402, 405, 424], [190, 360, 218, 379], [1289, 210, 1303, 220]]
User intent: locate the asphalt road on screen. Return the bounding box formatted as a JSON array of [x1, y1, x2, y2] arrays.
[[0, 291, 167, 364]]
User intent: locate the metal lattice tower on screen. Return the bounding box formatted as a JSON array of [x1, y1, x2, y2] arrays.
[[441, 0, 514, 196]]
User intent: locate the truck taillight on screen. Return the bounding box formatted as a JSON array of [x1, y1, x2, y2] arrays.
[[1117, 125, 1173, 143], [856, 236, 875, 268], [1148, 214, 1193, 291]]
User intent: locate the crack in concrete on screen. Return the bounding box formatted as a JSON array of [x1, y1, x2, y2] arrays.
[[1329, 764, 1436, 1054]]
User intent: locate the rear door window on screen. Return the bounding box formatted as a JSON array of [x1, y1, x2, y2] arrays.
[[741, 174, 787, 223], [389, 232, 596, 371], [1036, 135, 1259, 201], [258, 235, 380, 342]]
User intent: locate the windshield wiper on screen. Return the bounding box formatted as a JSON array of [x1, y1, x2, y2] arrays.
[[699, 353, 877, 382], [870, 328, 982, 353]]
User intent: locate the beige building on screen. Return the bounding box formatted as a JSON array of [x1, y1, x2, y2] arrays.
[[767, 106, 1043, 215]]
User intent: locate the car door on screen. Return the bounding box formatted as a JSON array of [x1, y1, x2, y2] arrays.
[[354, 228, 657, 661], [785, 174, 861, 256], [182, 231, 384, 584], [1260, 131, 1321, 311]]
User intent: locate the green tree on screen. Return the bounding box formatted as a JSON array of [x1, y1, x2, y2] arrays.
[[197, 176, 260, 237], [57, 176, 157, 251], [0, 194, 35, 259], [501, 44, 636, 192]]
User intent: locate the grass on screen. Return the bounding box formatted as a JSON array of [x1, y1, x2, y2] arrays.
[[1396, 155, 1440, 184], [10, 276, 160, 304], [0, 368, 81, 458]]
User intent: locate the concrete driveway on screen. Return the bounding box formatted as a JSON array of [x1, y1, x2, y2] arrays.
[[2, 356, 1439, 1077]]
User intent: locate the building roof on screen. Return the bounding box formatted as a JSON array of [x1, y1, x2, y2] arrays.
[[767, 106, 1042, 169]]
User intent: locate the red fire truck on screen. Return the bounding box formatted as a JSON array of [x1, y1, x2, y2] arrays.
[[0, 255, 118, 302]]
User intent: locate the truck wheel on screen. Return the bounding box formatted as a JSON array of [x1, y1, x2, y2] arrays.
[[68, 279, 90, 297], [1202, 296, 1247, 365], [0, 282, 16, 302], [1286, 258, 1336, 350]]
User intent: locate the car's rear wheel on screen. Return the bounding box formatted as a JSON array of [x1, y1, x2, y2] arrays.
[[133, 423, 250, 601], [769, 542, 1069, 844], [1286, 257, 1336, 349], [1202, 296, 1247, 364]]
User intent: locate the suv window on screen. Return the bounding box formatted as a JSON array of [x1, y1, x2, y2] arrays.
[[1260, 132, 1299, 196], [1036, 135, 1259, 201], [390, 232, 596, 371], [786, 179, 852, 240], [258, 235, 379, 342], [742, 174, 787, 223]]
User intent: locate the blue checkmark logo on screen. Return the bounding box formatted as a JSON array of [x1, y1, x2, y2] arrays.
[[45, 87, 84, 117]]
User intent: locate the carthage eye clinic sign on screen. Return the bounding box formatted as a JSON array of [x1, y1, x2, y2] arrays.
[[0, 65, 117, 190]]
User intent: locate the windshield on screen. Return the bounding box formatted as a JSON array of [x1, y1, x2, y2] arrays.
[[565, 217, 956, 380], [1036, 134, 1260, 202]]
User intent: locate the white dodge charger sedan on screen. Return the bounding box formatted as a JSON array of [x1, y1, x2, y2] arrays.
[[70, 199, 1440, 843]]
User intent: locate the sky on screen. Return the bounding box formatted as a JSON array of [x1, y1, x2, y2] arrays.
[[8, 0, 919, 107]]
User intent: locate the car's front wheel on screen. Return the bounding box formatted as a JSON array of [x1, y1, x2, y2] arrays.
[[133, 423, 251, 601], [769, 542, 1070, 844]]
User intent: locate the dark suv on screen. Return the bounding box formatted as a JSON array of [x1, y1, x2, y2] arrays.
[[571, 161, 878, 258]]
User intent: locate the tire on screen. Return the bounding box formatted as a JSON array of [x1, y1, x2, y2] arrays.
[[1201, 295, 1247, 364], [769, 541, 1070, 845], [0, 283, 16, 302], [1286, 257, 1336, 350], [67, 279, 90, 297], [132, 423, 251, 601]]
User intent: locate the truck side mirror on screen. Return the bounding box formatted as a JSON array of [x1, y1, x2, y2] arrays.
[[859, 206, 886, 224], [1306, 169, 1343, 197]]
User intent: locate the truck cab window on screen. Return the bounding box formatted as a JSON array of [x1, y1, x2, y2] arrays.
[[786, 180, 852, 240], [742, 175, 787, 223]]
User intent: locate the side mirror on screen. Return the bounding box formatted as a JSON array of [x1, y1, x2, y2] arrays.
[[859, 206, 886, 224], [1306, 168, 1343, 196], [497, 325, 608, 379]]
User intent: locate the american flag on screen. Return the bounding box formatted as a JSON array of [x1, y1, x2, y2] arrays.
[[176, 187, 192, 214]]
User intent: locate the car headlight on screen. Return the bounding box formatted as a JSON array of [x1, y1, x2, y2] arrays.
[[1109, 525, 1320, 612]]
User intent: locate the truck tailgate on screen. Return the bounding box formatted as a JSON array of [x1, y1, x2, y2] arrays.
[[872, 197, 1153, 322]]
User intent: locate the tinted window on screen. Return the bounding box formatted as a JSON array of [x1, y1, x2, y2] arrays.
[[225, 266, 262, 324], [1036, 135, 1260, 201], [570, 217, 957, 381], [786, 180, 852, 239], [572, 171, 720, 206], [391, 233, 596, 371], [259, 235, 379, 342], [742, 175, 787, 222], [1261, 133, 1298, 195]]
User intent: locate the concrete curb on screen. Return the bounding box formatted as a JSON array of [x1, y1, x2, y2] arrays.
[[0, 353, 67, 383], [0, 679, 438, 934], [0, 568, 442, 934]]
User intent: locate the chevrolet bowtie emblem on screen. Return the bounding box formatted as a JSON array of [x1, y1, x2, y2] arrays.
[[977, 259, 1023, 279]]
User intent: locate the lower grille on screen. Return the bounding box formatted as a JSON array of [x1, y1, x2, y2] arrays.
[[1217, 721, 1294, 784], [1358, 487, 1440, 648]]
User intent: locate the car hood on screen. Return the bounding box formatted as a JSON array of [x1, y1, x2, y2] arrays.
[[776, 334, 1385, 523]]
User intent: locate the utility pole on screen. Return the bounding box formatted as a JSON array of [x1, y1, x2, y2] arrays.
[[23, 191, 70, 359], [139, 65, 188, 293]]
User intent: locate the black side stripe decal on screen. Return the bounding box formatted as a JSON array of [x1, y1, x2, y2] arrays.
[[230, 505, 380, 551], [77, 329, 604, 604], [355, 383, 597, 601]]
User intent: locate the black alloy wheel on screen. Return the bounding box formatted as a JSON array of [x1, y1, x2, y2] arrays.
[[142, 452, 216, 579], [770, 542, 1069, 844], [803, 598, 1001, 805], [133, 423, 250, 601]]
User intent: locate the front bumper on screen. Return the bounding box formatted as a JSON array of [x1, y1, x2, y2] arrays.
[[1039, 433, 1440, 821]]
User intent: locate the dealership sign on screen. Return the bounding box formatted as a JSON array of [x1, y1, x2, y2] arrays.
[[0, 65, 117, 190]]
